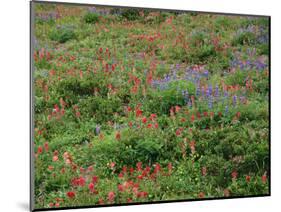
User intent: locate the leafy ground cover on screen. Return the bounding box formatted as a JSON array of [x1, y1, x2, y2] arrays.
[[33, 3, 269, 209]]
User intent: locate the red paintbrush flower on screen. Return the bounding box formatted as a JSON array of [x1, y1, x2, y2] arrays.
[[136, 162, 142, 171], [150, 113, 157, 120], [44, 142, 49, 152], [189, 140, 196, 154], [98, 198, 104, 205], [168, 162, 172, 174], [87, 165, 93, 172], [176, 129, 181, 136], [54, 104, 60, 113], [109, 162, 115, 170], [66, 191, 75, 199], [191, 114, 195, 122], [71, 176, 86, 187], [118, 184, 124, 192], [262, 173, 267, 183], [201, 166, 207, 176], [175, 105, 181, 113], [231, 171, 238, 180], [147, 123, 153, 128], [122, 166, 127, 173], [136, 108, 143, 117], [154, 163, 161, 174], [136, 191, 148, 198], [236, 111, 241, 119], [37, 146, 43, 154], [107, 191, 115, 203], [198, 192, 205, 198], [75, 111, 81, 118], [88, 182, 95, 192], [53, 155, 59, 162], [223, 189, 230, 197], [246, 175, 251, 183], [154, 123, 159, 129], [142, 117, 147, 124], [115, 131, 121, 140], [92, 176, 98, 184]]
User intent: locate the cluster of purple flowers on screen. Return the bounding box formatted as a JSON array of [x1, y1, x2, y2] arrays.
[[236, 25, 257, 36], [88, 7, 111, 16], [36, 11, 59, 22], [151, 65, 209, 91], [195, 81, 245, 111], [230, 50, 267, 71], [151, 74, 172, 91], [151, 63, 247, 113], [235, 24, 269, 46]]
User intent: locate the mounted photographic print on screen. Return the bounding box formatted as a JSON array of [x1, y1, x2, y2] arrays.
[[30, 0, 270, 211]]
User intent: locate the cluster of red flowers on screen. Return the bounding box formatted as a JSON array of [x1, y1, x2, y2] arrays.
[[171, 108, 242, 125], [47, 98, 67, 121], [71, 176, 86, 187], [117, 162, 172, 182], [131, 32, 161, 42], [36, 141, 49, 157], [141, 114, 158, 129], [126, 105, 159, 130], [128, 73, 142, 94], [115, 131, 121, 140], [97, 47, 111, 60], [34, 48, 51, 62], [73, 105, 81, 118], [49, 197, 64, 208]]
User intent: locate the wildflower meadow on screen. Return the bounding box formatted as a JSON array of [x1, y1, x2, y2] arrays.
[[32, 2, 270, 209]]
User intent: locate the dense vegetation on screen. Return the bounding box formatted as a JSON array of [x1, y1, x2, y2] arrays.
[[33, 3, 269, 209]]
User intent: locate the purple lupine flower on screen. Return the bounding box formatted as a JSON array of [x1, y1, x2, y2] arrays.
[[203, 70, 209, 78], [233, 95, 237, 107], [196, 83, 200, 96], [95, 125, 101, 135], [208, 96, 213, 109], [239, 96, 246, 104], [201, 87, 205, 97], [182, 90, 189, 104], [208, 85, 213, 96], [224, 91, 228, 97], [172, 70, 177, 80], [206, 89, 210, 98], [240, 63, 245, 70], [88, 7, 97, 13], [225, 105, 229, 115], [215, 84, 219, 98], [188, 99, 192, 108], [255, 61, 267, 71]]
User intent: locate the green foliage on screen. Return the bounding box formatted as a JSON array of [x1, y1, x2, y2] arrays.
[[121, 9, 141, 21], [232, 31, 256, 46], [83, 12, 100, 24], [49, 25, 76, 43]]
